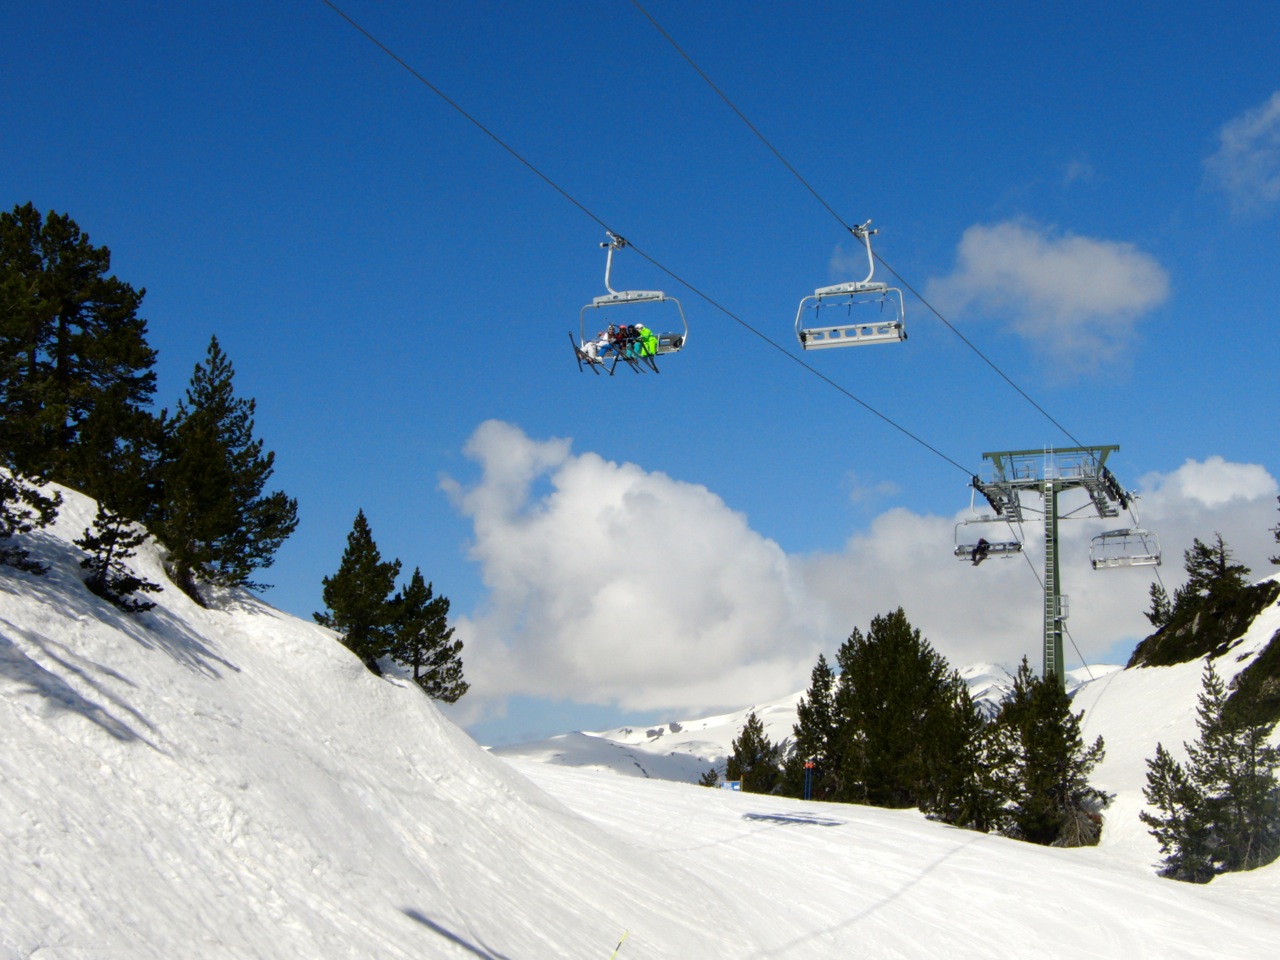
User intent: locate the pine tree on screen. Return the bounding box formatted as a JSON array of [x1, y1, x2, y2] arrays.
[[990, 658, 1110, 846], [0, 203, 156, 483], [831, 608, 966, 809], [1214, 720, 1280, 870], [64, 383, 162, 525], [1145, 582, 1173, 628], [315, 510, 401, 675], [782, 654, 839, 800], [0, 465, 60, 573], [698, 767, 720, 788], [389, 568, 468, 702], [156, 336, 297, 601], [75, 502, 160, 612], [725, 712, 782, 794], [1140, 742, 1214, 882], [1146, 660, 1280, 880], [1174, 534, 1251, 614], [919, 679, 998, 830]]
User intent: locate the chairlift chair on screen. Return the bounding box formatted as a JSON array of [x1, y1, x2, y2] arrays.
[[574, 233, 688, 374], [1090, 528, 1162, 569], [954, 518, 1023, 566], [796, 221, 905, 350]]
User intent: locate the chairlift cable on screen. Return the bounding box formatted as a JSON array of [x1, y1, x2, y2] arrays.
[[319, 0, 976, 478], [1061, 623, 1097, 683], [627, 0, 847, 229], [869, 257, 1091, 451], [318, 0, 610, 234], [620, 242, 975, 475], [630, 0, 1091, 452], [1126, 501, 1169, 593]]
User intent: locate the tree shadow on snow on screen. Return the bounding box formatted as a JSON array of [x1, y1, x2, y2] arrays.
[[401, 909, 514, 960], [742, 812, 846, 827], [0, 619, 159, 746], [2, 534, 240, 679]]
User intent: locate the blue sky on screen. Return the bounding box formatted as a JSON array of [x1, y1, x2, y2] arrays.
[[6, 1, 1280, 745]]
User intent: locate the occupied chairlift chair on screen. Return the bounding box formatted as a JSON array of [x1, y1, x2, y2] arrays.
[[796, 221, 906, 350], [575, 233, 688, 375], [954, 517, 1024, 566], [1090, 528, 1162, 569]]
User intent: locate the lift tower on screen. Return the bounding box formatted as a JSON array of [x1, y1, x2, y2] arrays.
[[971, 446, 1130, 685]]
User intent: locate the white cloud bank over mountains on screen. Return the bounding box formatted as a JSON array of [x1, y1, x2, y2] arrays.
[[444, 421, 1278, 729]]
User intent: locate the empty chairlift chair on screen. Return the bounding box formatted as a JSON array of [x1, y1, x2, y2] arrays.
[[796, 221, 906, 350], [1090, 528, 1162, 569]]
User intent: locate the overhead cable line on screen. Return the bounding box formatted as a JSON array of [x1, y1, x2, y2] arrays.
[[319, 0, 607, 232], [627, 0, 846, 229], [628, 0, 1090, 453], [318, 0, 975, 478], [631, 2, 1174, 671]]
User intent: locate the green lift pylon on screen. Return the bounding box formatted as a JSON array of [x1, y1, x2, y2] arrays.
[[970, 446, 1131, 685]]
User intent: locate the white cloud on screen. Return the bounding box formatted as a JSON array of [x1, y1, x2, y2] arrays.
[[1205, 90, 1280, 215], [1141, 455, 1277, 510], [441, 421, 826, 722], [800, 456, 1279, 673], [445, 425, 1278, 727], [925, 220, 1170, 374]]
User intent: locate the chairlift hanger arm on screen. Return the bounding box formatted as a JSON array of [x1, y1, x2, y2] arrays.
[[847, 220, 878, 285]]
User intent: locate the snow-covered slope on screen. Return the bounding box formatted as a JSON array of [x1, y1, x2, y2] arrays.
[[0, 489, 739, 957], [2, 485, 1278, 958]]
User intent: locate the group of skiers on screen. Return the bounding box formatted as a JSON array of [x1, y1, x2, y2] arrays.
[[581, 322, 658, 362]]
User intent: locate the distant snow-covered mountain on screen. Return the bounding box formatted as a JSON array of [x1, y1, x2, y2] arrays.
[[491, 662, 1122, 780]]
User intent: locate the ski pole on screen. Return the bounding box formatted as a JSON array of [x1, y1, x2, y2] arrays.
[[608, 930, 628, 959]]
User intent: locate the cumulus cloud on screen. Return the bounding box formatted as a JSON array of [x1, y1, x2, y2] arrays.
[[798, 455, 1278, 675], [925, 220, 1169, 374], [1141, 455, 1277, 510], [444, 422, 1278, 730], [441, 421, 827, 722], [1205, 90, 1280, 215]]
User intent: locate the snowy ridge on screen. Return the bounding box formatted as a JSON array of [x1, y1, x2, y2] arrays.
[[2, 485, 1279, 958], [493, 662, 1123, 778]]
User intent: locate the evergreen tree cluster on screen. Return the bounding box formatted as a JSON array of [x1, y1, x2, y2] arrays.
[[1135, 533, 1278, 671], [1144, 533, 1252, 631], [980, 658, 1110, 846], [725, 711, 783, 794], [1141, 660, 1280, 882], [314, 510, 468, 703], [723, 608, 1110, 848], [0, 202, 297, 608]]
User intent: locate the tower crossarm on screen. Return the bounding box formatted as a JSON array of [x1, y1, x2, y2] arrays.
[[972, 477, 1024, 522]]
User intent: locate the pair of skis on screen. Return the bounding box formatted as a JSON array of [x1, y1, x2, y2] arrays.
[[569, 332, 659, 375]]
